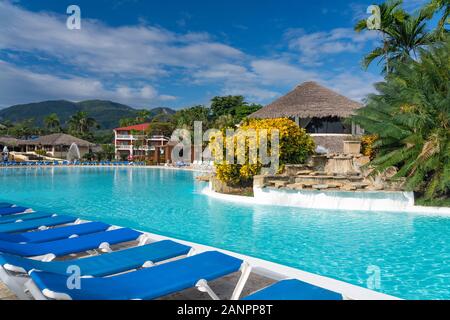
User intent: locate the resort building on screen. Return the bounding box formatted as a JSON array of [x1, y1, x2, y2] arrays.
[[113, 123, 169, 160], [0, 133, 94, 158], [249, 81, 363, 153]]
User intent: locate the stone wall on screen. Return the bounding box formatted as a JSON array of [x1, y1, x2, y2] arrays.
[[211, 177, 253, 195]]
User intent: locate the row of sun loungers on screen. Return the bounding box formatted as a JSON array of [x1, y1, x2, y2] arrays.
[[0, 161, 146, 167], [0, 203, 343, 300]]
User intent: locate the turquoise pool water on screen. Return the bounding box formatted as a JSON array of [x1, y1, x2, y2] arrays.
[[1, 167, 449, 299]]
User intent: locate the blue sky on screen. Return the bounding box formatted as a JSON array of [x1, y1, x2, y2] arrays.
[[0, 0, 431, 109]]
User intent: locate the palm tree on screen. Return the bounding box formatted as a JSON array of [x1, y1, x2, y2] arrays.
[[44, 113, 61, 133], [421, 0, 449, 38], [355, 0, 434, 73], [352, 38, 449, 201], [136, 110, 151, 123], [119, 118, 136, 128], [67, 111, 99, 139]]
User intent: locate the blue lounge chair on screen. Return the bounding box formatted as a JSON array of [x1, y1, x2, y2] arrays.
[[0, 240, 191, 300], [0, 221, 110, 243], [0, 228, 143, 257], [242, 279, 343, 300], [0, 203, 14, 208], [0, 215, 77, 234], [26, 251, 251, 300], [0, 212, 55, 225], [0, 206, 31, 216]]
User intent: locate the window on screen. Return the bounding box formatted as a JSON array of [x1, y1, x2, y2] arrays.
[[305, 117, 351, 134]]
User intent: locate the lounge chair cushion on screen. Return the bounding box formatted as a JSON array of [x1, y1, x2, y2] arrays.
[[0, 228, 142, 257], [0, 212, 54, 225], [0, 222, 110, 243], [242, 279, 343, 300], [1, 240, 191, 276], [30, 251, 243, 300], [0, 215, 77, 234], [0, 206, 30, 216]]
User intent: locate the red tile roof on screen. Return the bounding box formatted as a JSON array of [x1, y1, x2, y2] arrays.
[[114, 123, 150, 131]]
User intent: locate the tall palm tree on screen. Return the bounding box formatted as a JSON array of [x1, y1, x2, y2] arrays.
[[421, 0, 449, 38], [352, 38, 449, 201], [355, 0, 433, 73], [67, 111, 99, 139], [44, 113, 61, 133]]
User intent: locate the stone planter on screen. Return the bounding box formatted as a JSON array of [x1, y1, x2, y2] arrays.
[[211, 177, 253, 195], [343, 140, 361, 155]]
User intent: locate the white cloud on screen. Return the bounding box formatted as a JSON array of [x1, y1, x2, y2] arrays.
[[191, 59, 318, 102], [0, 60, 175, 107], [221, 85, 279, 102], [286, 28, 380, 65], [322, 71, 383, 102], [250, 59, 318, 85], [0, 1, 243, 77]]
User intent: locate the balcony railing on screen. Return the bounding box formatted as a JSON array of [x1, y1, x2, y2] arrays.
[[116, 134, 169, 141], [115, 145, 154, 151], [116, 145, 132, 150]]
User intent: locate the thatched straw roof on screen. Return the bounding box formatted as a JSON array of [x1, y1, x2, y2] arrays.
[[0, 136, 22, 147], [25, 134, 94, 147], [249, 81, 362, 119]]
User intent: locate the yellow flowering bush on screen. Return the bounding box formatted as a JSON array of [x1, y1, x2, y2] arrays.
[[361, 134, 378, 159], [214, 118, 315, 186]]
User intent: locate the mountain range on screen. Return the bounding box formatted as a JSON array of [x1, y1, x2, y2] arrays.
[[0, 100, 176, 130]]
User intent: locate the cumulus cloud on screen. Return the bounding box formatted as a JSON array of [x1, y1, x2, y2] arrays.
[[286, 27, 380, 65], [322, 71, 383, 102], [0, 60, 175, 107], [0, 1, 243, 77]]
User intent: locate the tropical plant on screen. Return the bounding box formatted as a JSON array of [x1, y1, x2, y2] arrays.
[[135, 110, 151, 123], [214, 114, 237, 130], [214, 118, 315, 187], [421, 0, 449, 38], [44, 113, 61, 133], [146, 122, 173, 137], [355, 0, 434, 73], [67, 111, 99, 139], [210, 96, 246, 117], [171, 105, 211, 130], [96, 144, 115, 161], [210, 95, 262, 123], [352, 38, 450, 201], [119, 118, 137, 128], [9, 119, 37, 139]]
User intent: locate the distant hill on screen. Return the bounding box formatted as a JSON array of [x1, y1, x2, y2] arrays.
[[0, 100, 176, 130]]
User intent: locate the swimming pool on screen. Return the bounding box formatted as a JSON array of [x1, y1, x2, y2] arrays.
[[1, 167, 449, 299]]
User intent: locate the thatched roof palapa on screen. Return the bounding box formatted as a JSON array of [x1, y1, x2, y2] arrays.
[[249, 81, 362, 119], [0, 134, 94, 147], [26, 133, 94, 147], [0, 136, 22, 147]]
